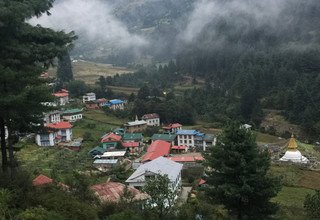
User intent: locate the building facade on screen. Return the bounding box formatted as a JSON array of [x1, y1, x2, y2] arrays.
[[142, 113, 160, 126], [83, 92, 96, 103]]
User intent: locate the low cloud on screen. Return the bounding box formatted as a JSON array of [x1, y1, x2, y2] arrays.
[[179, 0, 286, 43], [29, 0, 148, 49]]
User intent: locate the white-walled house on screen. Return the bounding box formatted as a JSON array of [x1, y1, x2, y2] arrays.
[[62, 108, 83, 122], [35, 132, 58, 147], [53, 89, 69, 106], [83, 93, 96, 103], [103, 99, 125, 110], [142, 113, 160, 127], [126, 156, 183, 193], [43, 111, 61, 125], [36, 122, 73, 147]]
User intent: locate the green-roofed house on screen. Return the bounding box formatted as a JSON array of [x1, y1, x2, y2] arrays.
[[62, 108, 83, 122], [151, 134, 177, 145], [123, 133, 144, 143], [89, 146, 106, 157]]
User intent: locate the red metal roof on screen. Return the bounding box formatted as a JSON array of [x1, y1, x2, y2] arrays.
[[32, 174, 53, 186], [163, 123, 182, 129], [122, 142, 140, 148], [47, 121, 72, 129], [101, 133, 122, 143], [199, 179, 206, 185], [142, 113, 159, 120], [90, 181, 147, 203], [96, 98, 107, 103], [53, 89, 69, 97], [171, 145, 187, 150], [142, 140, 171, 162], [168, 155, 204, 163]]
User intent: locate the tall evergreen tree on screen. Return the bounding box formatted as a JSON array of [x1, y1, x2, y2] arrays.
[[0, 0, 75, 171], [205, 123, 281, 219], [57, 51, 73, 83]]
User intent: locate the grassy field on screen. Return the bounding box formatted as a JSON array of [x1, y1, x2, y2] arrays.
[[48, 60, 133, 84], [106, 85, 139, 95]]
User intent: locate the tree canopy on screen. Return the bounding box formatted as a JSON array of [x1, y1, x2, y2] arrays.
[[0, 0, 75, 170], [205, 123, 281, 219]]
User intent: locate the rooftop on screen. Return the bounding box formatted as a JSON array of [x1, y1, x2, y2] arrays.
[[177, 129, 204, 136], [47, 121, 72, 129], [126, 157, 183, 183], [163, 123, 182, 129], [123, 133, 143, 141], [90, 181, 148, 203], [53, 89, 69, 97], [125, 120, 147, 127], [101, 151, 126, 157], [32, 174, 53, 186], [142, 140, 171, 163], [93, 159, 118, 164], [62, 108, 83, 115], [171, 145, 187, 150], [168, 155, 204, 163], [168, 156, 204, 163], [122, 142, 140, 148], [142, 113, 160, 120], [108, 99, 124, 105], [101, 133, 122, 143]]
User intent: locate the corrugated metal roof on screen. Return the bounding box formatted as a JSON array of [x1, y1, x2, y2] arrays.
[[142, 140, 171, 162], [93, 159, 118, 164], [126, 157, 183, 183]]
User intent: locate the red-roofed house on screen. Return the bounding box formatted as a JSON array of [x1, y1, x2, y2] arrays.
[[90, 181, 148, 203], [168, 155, 204, 167], [32, 174, 69, 190], [163, 123, 182, 133], [101, 133, 122, 143], [47, 122, 72, 142], [53, 89, 69, 106], [36, 122, 73, 146], [142, 140, 171, 163], [122, 141, 142, 155], [32, 174, 53, 186], [142, 113, 160, 126]]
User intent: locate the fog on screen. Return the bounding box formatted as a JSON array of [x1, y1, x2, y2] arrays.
[[29, 0, 148, 49], [179, 0, 287, 43]]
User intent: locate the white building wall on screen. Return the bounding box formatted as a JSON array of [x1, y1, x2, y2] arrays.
[[146, 118, 160, 126], [177, 135, 194, 148]]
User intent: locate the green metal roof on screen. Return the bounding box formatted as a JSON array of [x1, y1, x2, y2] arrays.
[[123, 133, 143, 141], [62, 108, 83, 115], [151, 134, 177, 141], [89, 146, 105, 155]]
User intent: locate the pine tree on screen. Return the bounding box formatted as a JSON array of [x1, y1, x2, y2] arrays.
[[57, 51, 73, 83], [0, 0, 75, 171], [205, 123, 281, 219]]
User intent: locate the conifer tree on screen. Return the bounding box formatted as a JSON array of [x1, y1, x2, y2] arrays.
[[205, 123, 281, 219], [0, 0, 75, 171], [57, 51, 73, 83]]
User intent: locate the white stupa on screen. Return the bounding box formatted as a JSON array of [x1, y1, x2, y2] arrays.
[[279, 135, 309, 163]]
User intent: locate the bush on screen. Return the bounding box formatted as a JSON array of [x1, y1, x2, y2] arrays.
[[304, 190, 320, 218]]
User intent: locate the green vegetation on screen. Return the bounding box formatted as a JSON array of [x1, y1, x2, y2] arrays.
[[205, 123, 281, 219]]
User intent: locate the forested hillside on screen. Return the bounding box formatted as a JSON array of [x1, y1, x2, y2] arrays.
[[34, 0, 320, 139]]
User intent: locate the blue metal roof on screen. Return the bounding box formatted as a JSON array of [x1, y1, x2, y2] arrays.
[[109, 99, 124, 105], [176, 129, 204, 137]]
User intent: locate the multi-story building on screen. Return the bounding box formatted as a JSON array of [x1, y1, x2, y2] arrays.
[[43, 110, 61, 125], [53, 89, 69, 106], [82, 92, 96, 103], [142, 113, 160, 126], [126, 156, 183, 194], [62, 108, 83, 122]]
